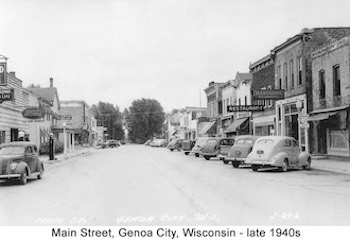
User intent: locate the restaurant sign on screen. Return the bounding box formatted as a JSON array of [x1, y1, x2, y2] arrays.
[[252, 89, 285, 100], [58, 115, 72, 120], [227, 105, 265, 112], [22, 107, 46, 119], [0, 88, 14, 103]]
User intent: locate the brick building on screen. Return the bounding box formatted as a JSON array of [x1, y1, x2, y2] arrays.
[[250, 54, 276, 136], [272, 27, 350, 152], [309, 36, 350, 157]]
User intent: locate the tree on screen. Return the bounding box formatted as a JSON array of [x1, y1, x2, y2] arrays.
[[126, 98, 165, 143], [90, 101, 125, 140], [27, 83, 41, 88]]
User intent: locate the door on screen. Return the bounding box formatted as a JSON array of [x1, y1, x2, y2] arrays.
[[25, 146, 37, 173], [318, 123, 327, 154]]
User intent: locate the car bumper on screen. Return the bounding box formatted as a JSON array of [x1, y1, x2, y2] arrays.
[[0, 174, 21, 179], [225, 157, 247, 162]]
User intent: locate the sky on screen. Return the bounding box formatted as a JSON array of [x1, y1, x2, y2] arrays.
[[1, 0, 350, 112]]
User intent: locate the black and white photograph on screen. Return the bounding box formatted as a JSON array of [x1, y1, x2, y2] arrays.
[[1, 0, 350, 239]]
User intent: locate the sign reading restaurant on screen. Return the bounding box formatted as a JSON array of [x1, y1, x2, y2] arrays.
[[227, 105, 265, 112], [0, 62, 7, 86], [252, 89, 285, 100]]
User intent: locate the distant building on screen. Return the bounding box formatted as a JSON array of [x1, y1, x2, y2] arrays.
[[57, 100, 92, 145]]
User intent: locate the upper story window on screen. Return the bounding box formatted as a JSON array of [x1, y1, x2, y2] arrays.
[[283, 62, 288, 89], [277, 65, 281, 89], [319, 70, 326, 99], [290, 60, 294, 88], [333, 65, 341, 96], [297, 57, 303, 85]]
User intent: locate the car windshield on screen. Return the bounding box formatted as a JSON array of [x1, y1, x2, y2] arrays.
[[0, 146, 25, 155], [257, 139, 274, 144]]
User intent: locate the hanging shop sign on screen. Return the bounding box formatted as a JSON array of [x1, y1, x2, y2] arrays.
[[0, 62, 6, 86], [58, 115, 72, 120], [252, 89, 285, 100], [0, 88, 14, 103], [22, 107, 46, 119], [227, 105, 265, 112]]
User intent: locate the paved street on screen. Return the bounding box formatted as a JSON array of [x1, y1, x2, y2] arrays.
[[0, 145, 350, 226]]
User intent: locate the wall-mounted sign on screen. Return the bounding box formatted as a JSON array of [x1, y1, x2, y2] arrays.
[[0, 62, 7, 86], [58, 115, 72, 120], [227, 105, 265, 112], [0, 88, 14, 103], [22, 107, 46, 119], [252, 89, 285, 100]]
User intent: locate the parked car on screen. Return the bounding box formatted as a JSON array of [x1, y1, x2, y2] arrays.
[[150, 139, 168, 147], [144, 139, 152, 146], [181, 139, 196, 155], [191, 137, 209, 157], [102, 139, 120, 148], [0, 142, 44, 185], [224, 135, 259, 167], [201, 137, 235, 160], [245, 136, 311, 172], [167, 138, 184, 151]]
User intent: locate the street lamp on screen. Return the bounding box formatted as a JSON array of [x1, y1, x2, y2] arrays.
[[296, 99, 309, 153]]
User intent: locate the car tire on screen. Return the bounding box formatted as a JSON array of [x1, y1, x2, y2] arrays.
[[19, 171, 28, 185], [280, 159, 288, 172], [184, 152, 189, 155], [252, 165, 259, 172], [232, 161, 240, 168], [204, 156, 210, 160], [223, 160, 229, 164], [37, 163, 44, 179], [170, 149, 174, 152], [195, 153, 199, 157], [303, 158, 311, 170]]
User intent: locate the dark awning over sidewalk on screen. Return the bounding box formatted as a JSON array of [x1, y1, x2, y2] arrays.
[[224, 118, 248, 133]]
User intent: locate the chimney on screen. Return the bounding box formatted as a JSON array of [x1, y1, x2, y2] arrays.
[[50, 77, 53, 87], [10, 71, 16, 77]]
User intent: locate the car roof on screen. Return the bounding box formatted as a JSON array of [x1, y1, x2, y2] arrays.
[[256, 136, 295, 142], [0, 141, 37, 147], [235, 135, 259, 140]]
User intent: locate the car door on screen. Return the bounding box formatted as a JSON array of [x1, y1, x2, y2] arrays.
[[25, 146, 36, 173]]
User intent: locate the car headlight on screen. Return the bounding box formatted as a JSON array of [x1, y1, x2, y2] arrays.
[[10, 163, 18, 171]]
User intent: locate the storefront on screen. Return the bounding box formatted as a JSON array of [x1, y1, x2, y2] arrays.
[[276, 94, 309, 151], [253, 115, 275, 136], [308, 106, 349, 157]]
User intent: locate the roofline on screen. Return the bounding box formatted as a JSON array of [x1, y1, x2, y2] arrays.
[[249, 54, 273, 69]]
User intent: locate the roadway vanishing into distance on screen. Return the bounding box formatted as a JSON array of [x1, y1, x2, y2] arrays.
[[1, 144, 349, 226]]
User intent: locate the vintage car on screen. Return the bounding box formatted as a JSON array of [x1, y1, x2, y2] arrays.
[[150, 139, 168, 147], [245, 136, 311, 172], [0, 142, 44, 185], [181, 139, 196, 155], [102, 139, 120, 148], [224, 135, 259, 167], [201, 137, 235, 160], [191, 137, 209, 157], [167, 138, 184, 151]]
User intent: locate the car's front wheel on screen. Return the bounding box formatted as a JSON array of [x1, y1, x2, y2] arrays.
[[195, 153, 199, 157], [19, 171, 28, 185], [184, 152, 189, 155], [204, 156, 210, 160], [37, 163, 44, 179], [252, 165, 259, 172], [280, 159, 288, 172], [232, 161, 240, 168], [303, 158, 311, 170], [223, 160, 229, 164]]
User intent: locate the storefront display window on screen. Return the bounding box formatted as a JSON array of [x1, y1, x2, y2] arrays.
[[329, 129, 348, 150]]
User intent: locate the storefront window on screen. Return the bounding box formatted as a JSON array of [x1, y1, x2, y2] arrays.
[[329, 130, 348, 149]]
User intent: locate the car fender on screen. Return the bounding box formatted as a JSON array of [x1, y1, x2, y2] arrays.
[[272, 152, 289, 166], [298, 151, 310, 164], [13, 162, 30, 176]]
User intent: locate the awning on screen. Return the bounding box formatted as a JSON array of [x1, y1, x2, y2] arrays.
[[224, 118, 248, 133], [199, 121, 216, 135], [307, 112, 337, 121]]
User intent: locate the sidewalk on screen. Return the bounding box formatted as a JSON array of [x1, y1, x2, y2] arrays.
[[39, 146, 97, 164], [311, 156, 350, 175]]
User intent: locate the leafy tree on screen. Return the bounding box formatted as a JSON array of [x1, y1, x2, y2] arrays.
[[90, 101, 125, 140], [27, 83, 41, 88], [126, 98, 165, 143]]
